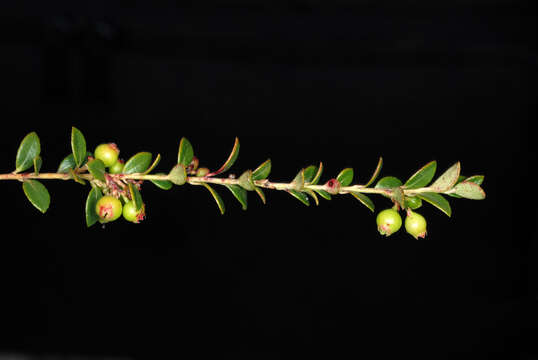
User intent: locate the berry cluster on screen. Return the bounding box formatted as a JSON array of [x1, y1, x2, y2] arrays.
[[376, 208, 427, 239], [92, 143, 146, 224]]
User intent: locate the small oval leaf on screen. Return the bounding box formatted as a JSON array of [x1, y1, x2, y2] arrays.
[[33, 156, 42, 175], [304, 189, 319, 206], [314, 189, 332, 200], [404, 161, 437, 189], [405, 196, 423, 210], [350, 192, 374, 212], [143, 154, 161, 175], [464, 175, 484, 186], [303, 165, 318, 183], [451, 182, 486, 200], [364, 157, 383, 187], [252, 159, 271, 181], [87, 159, 106, 182], [58, 152, 91, 173], [123, 152, 152, 174], [375, 176, 403, 189], [336, 168, 354, 187], [85, 187, 103, 227], [169, 164, 187, 185], [22, 180, 50, 213], [430, 162, 461, 192], [207, 137, 240, 176], [225, 184, 248, 210], [129, 183, 144, 211], [288, 190, 309, 206], [71, 127, 87, 168], [417, 192, 452, 217], [15, 132, 40, 173], [201, 183, 225, 215], [254, 187, 266, 204], [177, 137, 194, 167], [150, 173, 173, 190]]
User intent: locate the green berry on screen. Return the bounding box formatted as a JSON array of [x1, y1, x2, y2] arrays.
[[94, 143, 120, 167], [122, 201, 146, 223], [196, 167, 209, 177], [95, 195, 122, 223], [405, 210, 427, 240], [376, 208, 402, 236], [109, 159, 125, 174]]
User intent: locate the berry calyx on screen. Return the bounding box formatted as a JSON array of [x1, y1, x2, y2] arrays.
[[94, 143, 120, 167], [376, 208, 402, 236], [122, 201, 146, 223], [405, 210, 427, 240], [109, 159, 125, 174], [95, 195, 122, 223]]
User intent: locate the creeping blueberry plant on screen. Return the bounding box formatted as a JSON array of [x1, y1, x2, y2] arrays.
[[1, 127, 486, 237]]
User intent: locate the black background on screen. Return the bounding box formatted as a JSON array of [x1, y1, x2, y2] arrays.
[[1, 1, 536, 359]]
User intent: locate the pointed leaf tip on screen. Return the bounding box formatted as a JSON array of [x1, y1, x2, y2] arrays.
[[71, 127, 87, 168]]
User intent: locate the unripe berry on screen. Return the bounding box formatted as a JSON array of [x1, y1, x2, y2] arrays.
[[405, 210, 427, 240], [109, 159, 125, 174], [95, 195, 122, 223], [94, 143, 120, 167], [376, 208, 402, 236], [196, 167, 210, 177], [122, 201, 146, 223]]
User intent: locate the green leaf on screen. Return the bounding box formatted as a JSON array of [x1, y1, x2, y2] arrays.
[[315, 189, 332, 200], [225, 184, 248, 210], [207, 137, 240, 176], [33, 156, 42, 175], [15, 131, 40, 173], [375, 176, 403, 189], [364, 157, 383, 187], [22, 180, 50, 213], [252, 159, 271, 181], [201, 183, 225, 215], [85, 187, 103, 227], [303, 165, 318, 183], [254, 187, 266, 204], [336, 168, 354, 187], [177, 137, 194, 167], [350, 192, 374, 212], [57, 153, 91, 173], [451, 182, 486, 200], [69, 168, 86, 185], [417, 192, 452, 217], [123, 152, 152, 174], [304, 189, 319, 206], [405, 196, 423, 210], [143, 154, 161, 175], [288, 190, 309, 206], [291, 169, 305, 191], [464, 175, 484, 186], [238, 170, 255, 191], [310, 162, 324, 185], [129, 183, 144, 211], [391, 186, 405, 209], [169, 164, 187, 185], [404, 160, 437, 189], [71, 127, 87, 168], [150, 173, 173, 190], [430, 162, 460, 192], [87, 159, 106, 182]]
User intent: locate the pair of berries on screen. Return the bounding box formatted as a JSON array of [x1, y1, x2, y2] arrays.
[[95, 196, 146, 223], [94, 143, 124, 174], [376, 208, 427, 239]]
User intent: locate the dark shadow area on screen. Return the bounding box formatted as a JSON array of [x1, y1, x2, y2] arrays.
[[1, 1, 536, 358]]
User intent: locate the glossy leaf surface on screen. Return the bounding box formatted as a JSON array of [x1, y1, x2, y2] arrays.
[[177, 137, 194, 167], [404, 161, 437, 189], [304, 189, 319, 206], [405, 196, 423, 210], [207, 137, 239, 176], [252, 159, 271, 181], [22, 180, 50, 213], [15, 132, 40, 173], [337, 168, 354, 187], [375, 176, 403, 189], [57, 153, 91, 173], [310, 162, 324, 185], [85, 187, 103, 227], [123, 152, 152, 174], [303, 165, 317, 183], [150, 173, 173, 190], [129, 183, 144, 211], [87, 159, 106, 182], [288, 190, 309, 206], [143, 154, 161, 175], [417, 192, 452, 217], [315, 189, 332, 200], [202, 183, 225, 215], [225, 184, 248, 210], [71, 127, 87, 168]]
